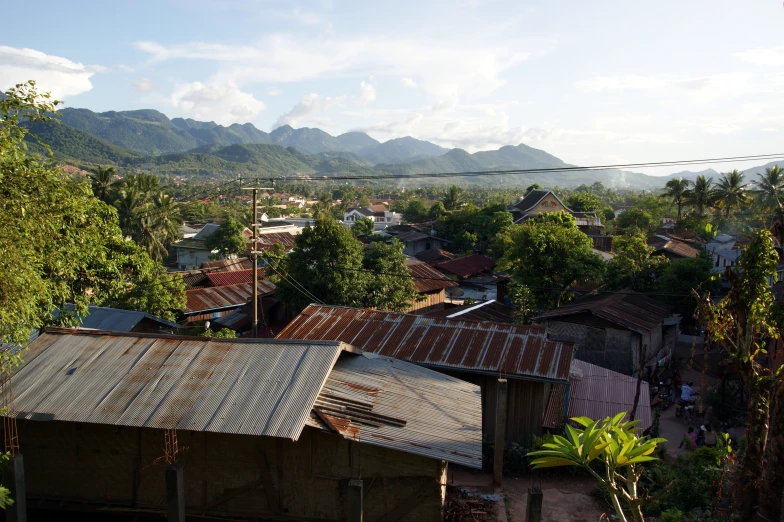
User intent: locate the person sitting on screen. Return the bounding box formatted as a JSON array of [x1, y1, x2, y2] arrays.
[[679, 426, 697, 450], [681, 381, 698, 404], [702, 424, 717, 448]]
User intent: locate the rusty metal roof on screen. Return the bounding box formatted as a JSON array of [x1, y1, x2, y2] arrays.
[[405, 260, 458, 293], [537, 291, 674, 335], [10, 329, 347, 440], [253, 232, 298, 252], [10, 329, 482, 466], [306, 351, 483, 468], [200, 258, 253, 271], [184, 281, 276, 314], [276, 305, 575, 383], [424, 300, 514, 323], [542, 359, 652, 431], [205, 268, 266, 287], [414, 248, 455, 264], [435, 254, 496, 279]]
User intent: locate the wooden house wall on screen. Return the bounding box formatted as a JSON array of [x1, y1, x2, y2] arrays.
[[408, 289, 446, 313], [16, 419, 446, 521]]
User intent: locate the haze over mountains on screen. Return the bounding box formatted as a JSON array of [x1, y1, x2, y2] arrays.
[[26, 105, 782, 189]]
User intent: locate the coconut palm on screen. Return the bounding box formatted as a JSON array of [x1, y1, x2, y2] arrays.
[[684, 175, 716, 215], [715, 170, 749, 218], [754, 165, 784, 219], [89, 165, 117, 203], [660, 178, 691, 220]]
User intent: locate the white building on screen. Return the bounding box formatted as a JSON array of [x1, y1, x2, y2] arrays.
[[343, 206, 403, 231]]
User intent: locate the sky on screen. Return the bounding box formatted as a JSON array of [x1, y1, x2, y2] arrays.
[[2, 0, 784, 174]]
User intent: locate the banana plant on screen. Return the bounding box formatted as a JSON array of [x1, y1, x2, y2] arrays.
[[527, 412, 667, 522]]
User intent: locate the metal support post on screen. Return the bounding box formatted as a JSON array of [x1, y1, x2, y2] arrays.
[[493, 378, 507, 487]]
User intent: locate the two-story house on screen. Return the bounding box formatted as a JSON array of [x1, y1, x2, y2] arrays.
[[509, 189, 603, 235], [343, 206, 403, 230]]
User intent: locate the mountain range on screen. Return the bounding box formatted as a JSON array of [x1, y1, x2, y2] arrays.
[[25, 105, 783, 189]]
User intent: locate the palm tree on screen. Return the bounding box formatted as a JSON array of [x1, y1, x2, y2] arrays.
[[660, 178, 691, 220], [715, 170, 749, 218], [89, 165, 117, 203], [684, 175, 716, 215], [754, 165, 784, 219], [443, 185, 466, 210]]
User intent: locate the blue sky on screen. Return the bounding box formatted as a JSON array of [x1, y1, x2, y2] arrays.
[[3, 0, 784, 173]]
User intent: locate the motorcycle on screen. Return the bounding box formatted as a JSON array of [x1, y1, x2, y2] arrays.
[[675, 398, 696, 418], [652, 382, 673, 410]]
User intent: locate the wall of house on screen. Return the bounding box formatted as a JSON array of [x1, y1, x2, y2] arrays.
[[448, 373, 549, 443], [408, 289, 446, 313], [17, 419, 446, 521], [547, 319, 638, 375], [176, 248, 213, 270], [402, 237, 449, 256]]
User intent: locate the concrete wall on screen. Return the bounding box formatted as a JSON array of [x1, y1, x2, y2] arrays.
[[17, 419, 446, 521], [175, 248, 213, 270], [547, 320, 638, 375], [402, 238, 449, 256]]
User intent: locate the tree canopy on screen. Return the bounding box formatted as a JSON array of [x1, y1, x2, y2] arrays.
[[204, 217, 247, 258]]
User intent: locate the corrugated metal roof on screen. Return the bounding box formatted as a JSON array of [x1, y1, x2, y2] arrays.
[[193, 223, 221, 241], [200, 258, 254, 271], [537, 291, 674, 335], [542, 359, 652, 431], [52, 306, 178, 331], [171, 238, 209, 251], [405, 260, 458, 293], [306, 352, 483, 468], [414, 248, 455, 264], [10, 329, 346, 440], [276, 305, 575, 383], [253, 232, 298, 252], [513, 189, 550, 212], [184, 281, 276, 314], [205, 269, 266, 287], [424, 300, 513, 323], [435, 255, 496, 279]]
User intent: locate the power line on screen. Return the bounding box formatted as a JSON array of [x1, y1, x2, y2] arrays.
[[236, 152, 784, 183]]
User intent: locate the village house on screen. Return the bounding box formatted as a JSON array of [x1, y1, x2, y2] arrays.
[[343, 206, 403, 230], [276, 304, 576, 445], [52, 305, 179, 334], [414, 247, 455, 265], [183, 280, 276, 323], [382, 225, 451, 256], [647, 235, 701, 260], [171, 223, 253, 270], [509, 189, 603, 234], [705, 233, 743, 272], [405, 259, 459, 313], [7, 329, 481, 521], [537, 291, 680, 377]]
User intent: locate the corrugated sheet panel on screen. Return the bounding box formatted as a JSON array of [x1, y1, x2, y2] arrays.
[[424, 300, 514, 323], [253, 232, 298, 252], [542, 359, 652, 431], [435, 255, 496, 279], [277, 305, 575, 382], [414, 248, 455, 264], [53, 306, 178, 331], [405, 260, 458, 293], [200, 258, 253, 271], [305, 352, 483, 468], [184, 281, 276, 314], [10, 329, 345, 440], [537, 291, 673, 335], [205, 269, 266, 287]]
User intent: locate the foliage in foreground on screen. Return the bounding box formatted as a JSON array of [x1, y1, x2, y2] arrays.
[[527, 413, 666, 522]]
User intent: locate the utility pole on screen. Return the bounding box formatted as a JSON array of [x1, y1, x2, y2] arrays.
[[241, 178, 274, 337]]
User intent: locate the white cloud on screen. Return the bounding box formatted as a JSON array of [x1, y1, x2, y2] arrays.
[[134, 34, 532, 100], [267, 87, 282, 96], [117, 64, 135, 73], [576, 72, 756, 102], [0, 46, 96, 99], [358, 80, 375, 104], [170, 81, 265, 125], [761, 127, 778, 132], [273, 93, 345, 128], [401, 77, 417, 88], [132, 77, 155, 93], [734, 46, 784, 66]]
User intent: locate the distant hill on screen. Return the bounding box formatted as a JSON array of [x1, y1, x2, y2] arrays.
[[24, 120, 143, 164], [364, 136, 450, 164]]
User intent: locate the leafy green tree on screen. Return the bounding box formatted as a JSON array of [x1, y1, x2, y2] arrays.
[[498, 211, 606, 308], [714, 170, 748, 218], [524, 183, 541, 194], [403, 199, 429, 223], [356, 194, 371, 208], [204, 217, 247, 258], [615, 208, 657, 235], [428, 201, 446, 219], [754, 165, 784, 229], [271, 215, 367, 312], [605, 235, 668, 292], [528, 413, 667, 522], [443, 185, 465, 210], [135, 193, 183, 261], [695, 230, 782, 520], [453, 230, 478, 253], [361, 240, 418, 312], [566, 192, 602, 212], [351, 217, 376, 237], [508, 282, 537, 324], [89, 165, 117, 203], [684, 175, 716, 215], [660, 178, 691, 220]]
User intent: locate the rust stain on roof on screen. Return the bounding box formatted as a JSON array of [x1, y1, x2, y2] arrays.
[[184, 281, 276, 314], [277, 305, 575, 382]]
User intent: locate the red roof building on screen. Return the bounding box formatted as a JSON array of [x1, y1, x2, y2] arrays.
[[435, 254, 496, 279]]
